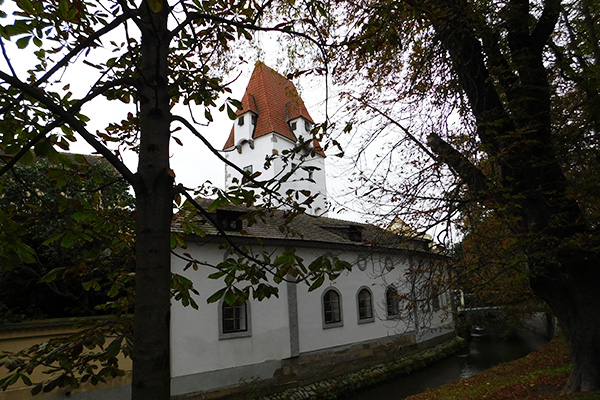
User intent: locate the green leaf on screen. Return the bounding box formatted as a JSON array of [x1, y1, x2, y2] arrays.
[[106, 337, 122, 359], [17, 0, 36, 14], [58, 0, 69, 17], [226, 104, 237, 120], [16, 35, 31, 49], [223, 289, 236, 305], [204, 109, 213, 122], [206, 288, 226, 304], [34, 140, 52, 157], [308, 275, 325, 291], [31, 383, 43, 395], [60, 231, 76, 248], [147, 0, 163, 12], [19, 150, 34, 165]]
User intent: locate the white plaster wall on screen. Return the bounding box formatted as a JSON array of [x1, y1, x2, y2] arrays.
[[225, 134, 278, 187], [171, 240, 450, 377], [170, 241, 292, 378], [293, 247, 416, 354], [225, 133, 327, 215], [233, 112, 255, 146]]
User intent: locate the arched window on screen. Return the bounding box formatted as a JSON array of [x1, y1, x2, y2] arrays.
[[357, 287, 374, 323], [322, 288, 343, 328], [219, 299, 251, 339], [386, 286, 400, 319]]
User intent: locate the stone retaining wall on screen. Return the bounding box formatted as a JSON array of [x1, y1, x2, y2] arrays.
[[264, 335, 465, 400]]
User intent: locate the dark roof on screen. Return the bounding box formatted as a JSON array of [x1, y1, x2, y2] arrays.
[[173, 198, 441, 255], [224, 62, 325, 156]]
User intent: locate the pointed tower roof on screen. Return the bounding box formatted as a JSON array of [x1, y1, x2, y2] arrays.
[[224, 62, 323, 155]]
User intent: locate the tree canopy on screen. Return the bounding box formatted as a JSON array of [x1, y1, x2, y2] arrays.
[[0, 156, 135, 322], [325, 0, 600, 392], [2, 0, 599, 397], [0, 0, 343, 399]]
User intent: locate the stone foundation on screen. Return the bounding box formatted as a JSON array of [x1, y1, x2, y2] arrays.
[[175, 331, 462, 400]]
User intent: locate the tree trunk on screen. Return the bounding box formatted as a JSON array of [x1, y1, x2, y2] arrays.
[[531, 256, 600, 393], [132, 3, 173, 400]]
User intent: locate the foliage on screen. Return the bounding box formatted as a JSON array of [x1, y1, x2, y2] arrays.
[[0, 318, 133, 394], [0, 0, 338, 398], [313, 0, 600, 392], [406, 336, 600, 400], [452, 210, 545, 324], [0, 157, 135, 322]]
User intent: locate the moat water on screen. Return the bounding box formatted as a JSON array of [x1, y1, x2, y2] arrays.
[[343, 328, 549, 400]]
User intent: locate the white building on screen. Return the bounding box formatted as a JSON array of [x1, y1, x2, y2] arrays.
[[223, 62, 328, 216], [168, 62, 454, 398], [15, 63, 453, 400]]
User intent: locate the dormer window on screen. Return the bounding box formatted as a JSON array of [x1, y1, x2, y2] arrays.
[[348, 226, 362, 242], [320, 225, 363, 242], [290, 121, 297, 131], [238, 116, 245, 126], [216, 210, 243, 231]]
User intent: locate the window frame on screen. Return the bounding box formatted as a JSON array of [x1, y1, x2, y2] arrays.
[[321, 287, 343, 329], [219, 298, 252, 339], [386, 286, 400, 319], [356, 286, 375, 324]]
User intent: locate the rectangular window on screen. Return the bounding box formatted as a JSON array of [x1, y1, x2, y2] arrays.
[[222, 302, 247, 333], [216, 210, 243, 231], [323, 289, 342, 326], [358, 289, 373, 320], [238, 116, 245, 126], [386, 287, 400, 318], [432, 293, 441, 311]]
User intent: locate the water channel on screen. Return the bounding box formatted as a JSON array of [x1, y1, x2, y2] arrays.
[[344, 328, 549, 400]]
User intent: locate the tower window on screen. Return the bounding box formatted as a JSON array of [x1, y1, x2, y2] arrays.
[[238, 116, 245, 126], [305, 121, 311, 131], [290, 121, 297, 131], [251, 115, 257, 125]]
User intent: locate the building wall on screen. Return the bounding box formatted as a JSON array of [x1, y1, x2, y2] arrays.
[[224, 133, 327, 215], [170, 242, 292, 380], [0, 320, 132, 400], [1, 240, 452, 400], [293, 247, 415, 354], [170, 241, 451, 379]]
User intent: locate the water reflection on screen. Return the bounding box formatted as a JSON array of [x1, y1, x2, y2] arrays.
[[343, 329, 548, 400]]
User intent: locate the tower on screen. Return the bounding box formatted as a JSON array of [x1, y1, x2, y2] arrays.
[[223, 62, 327, 216]]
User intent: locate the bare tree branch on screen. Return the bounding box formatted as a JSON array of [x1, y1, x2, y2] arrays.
[[0, 71, 137, 187]]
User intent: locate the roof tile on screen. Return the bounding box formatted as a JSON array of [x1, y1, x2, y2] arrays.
[[224, 62, 324, 155]]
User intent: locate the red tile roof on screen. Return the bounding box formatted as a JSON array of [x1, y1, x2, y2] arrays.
[[224, 62, 324, 156]]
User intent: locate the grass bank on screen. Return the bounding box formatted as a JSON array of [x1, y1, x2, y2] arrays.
[[405, 336, 600, 400]]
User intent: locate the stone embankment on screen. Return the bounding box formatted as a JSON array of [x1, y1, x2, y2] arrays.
[[260, 337, 465, 400]]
